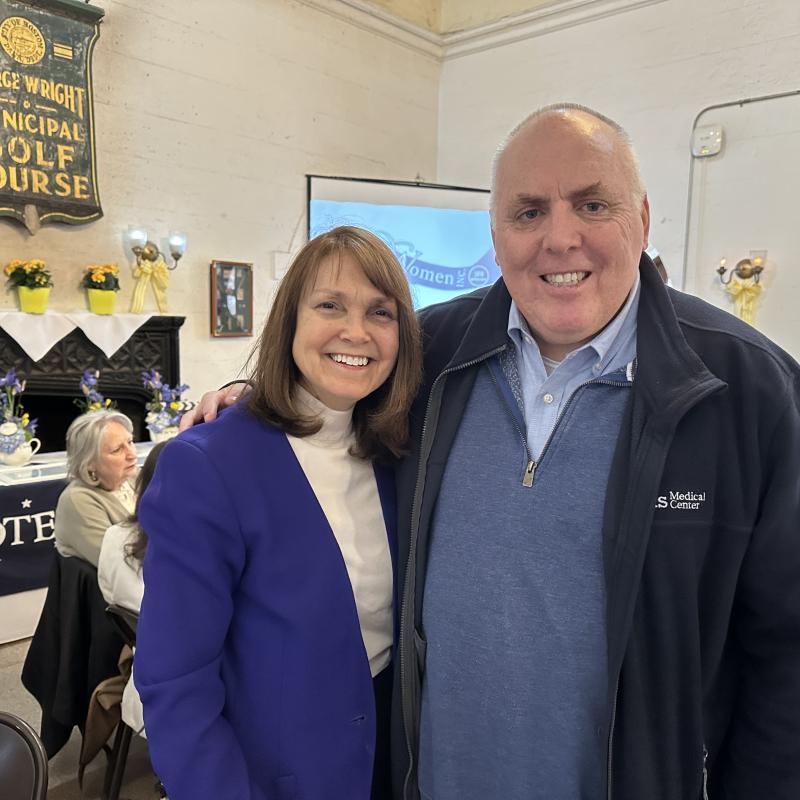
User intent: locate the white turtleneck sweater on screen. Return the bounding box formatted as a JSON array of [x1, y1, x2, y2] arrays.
[[287, 387, 393, 677]]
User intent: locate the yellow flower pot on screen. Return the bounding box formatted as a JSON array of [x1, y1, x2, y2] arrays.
[[17, 286, 50, 314], [87, 288, 116, 315]]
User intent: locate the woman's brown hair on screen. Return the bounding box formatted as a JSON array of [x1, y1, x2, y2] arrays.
[[247, 226, 421, 461], [124, 441, 168, 564]]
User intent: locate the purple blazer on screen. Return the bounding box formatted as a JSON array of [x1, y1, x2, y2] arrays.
[[136, 405, 397, 800]]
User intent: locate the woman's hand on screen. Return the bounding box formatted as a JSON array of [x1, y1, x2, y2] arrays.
[[179, 382, 251, 431]]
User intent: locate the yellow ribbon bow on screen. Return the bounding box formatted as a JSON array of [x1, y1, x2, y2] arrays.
[[131, 259, 170, 313], [725, 276, 762, 326]]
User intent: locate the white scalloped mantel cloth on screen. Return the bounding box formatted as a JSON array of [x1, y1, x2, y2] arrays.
[[0, 311, 155, 362]]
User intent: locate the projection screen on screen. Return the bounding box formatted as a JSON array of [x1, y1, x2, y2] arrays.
[[307, 175, 498, 309]]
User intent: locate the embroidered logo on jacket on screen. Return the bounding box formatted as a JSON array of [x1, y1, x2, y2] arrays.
[[654, 490, 707, 511]]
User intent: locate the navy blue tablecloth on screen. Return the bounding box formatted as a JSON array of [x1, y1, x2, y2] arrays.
[[0, 478, 67, 596]]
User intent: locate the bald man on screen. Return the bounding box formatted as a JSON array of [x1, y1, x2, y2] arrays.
[[392, 104, 800, 800]]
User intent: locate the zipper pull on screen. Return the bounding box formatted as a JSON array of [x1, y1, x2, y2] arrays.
[[522, 460, 535, 487]]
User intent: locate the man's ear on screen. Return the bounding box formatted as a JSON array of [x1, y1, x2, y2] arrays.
[[640, 194, 651, 250]]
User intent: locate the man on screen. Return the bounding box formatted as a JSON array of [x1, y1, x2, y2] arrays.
[[186, 104, 800, 799]]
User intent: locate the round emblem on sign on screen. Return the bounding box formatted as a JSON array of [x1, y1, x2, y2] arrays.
[[0, 16, 46, 66], [467, 264, 491, 288]]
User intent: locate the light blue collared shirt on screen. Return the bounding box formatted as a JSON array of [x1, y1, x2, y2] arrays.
[[507, 275, 640, 460]]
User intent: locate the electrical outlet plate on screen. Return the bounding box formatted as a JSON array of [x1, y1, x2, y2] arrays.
[[692, 124, 724, 157]]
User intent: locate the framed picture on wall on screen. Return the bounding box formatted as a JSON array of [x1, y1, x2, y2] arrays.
[[210, 260, 254, 337]]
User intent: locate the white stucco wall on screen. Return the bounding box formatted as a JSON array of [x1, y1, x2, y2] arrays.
[[437, 0, 800, 333], [0, 0, 439, 397], [683, 93, 800, 359]]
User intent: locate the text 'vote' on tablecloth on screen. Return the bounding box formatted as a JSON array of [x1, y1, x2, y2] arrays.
[[0, 477, 66, 596]]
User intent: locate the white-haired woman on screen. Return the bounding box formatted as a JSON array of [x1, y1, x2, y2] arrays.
[[54, 410, 138, 566]]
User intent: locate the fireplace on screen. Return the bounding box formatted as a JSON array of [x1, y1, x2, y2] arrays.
[[1, 316, 185, 453]]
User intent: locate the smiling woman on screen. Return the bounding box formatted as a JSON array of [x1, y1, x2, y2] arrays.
[[251, 225, 422, 460], [135, 226, 422, 800], [291, 254, 400, 412]]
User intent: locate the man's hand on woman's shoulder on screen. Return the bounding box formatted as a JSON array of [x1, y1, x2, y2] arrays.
[[178, 382, 252, 431]]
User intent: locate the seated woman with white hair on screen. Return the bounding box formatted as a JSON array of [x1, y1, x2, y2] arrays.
[[54, 410, 139, 566]]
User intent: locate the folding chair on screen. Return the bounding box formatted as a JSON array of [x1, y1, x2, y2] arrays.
[[102, 604, 139, 800], [0, 711, 48, 800]]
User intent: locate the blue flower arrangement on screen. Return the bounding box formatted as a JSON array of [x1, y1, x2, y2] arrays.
[[141, 369, 192, 437], [74, 369, 115, 413], [0, 369, 38, 453]]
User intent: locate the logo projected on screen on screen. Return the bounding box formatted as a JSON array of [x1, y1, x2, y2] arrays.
[[308, 197, 497, 309], [378, 230, 499, 293]]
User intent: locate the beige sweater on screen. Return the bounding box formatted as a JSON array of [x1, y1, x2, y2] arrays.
[[54, 481, 131, 566]]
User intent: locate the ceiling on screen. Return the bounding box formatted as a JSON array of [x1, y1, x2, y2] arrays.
[[362, 0, 558, 34]]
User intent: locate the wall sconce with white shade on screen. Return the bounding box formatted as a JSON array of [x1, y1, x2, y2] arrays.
[[126, 226, 188, 313], [127, 226, 188, 270]]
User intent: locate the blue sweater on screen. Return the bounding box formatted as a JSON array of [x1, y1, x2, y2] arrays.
[[418, 359, 630, 800]]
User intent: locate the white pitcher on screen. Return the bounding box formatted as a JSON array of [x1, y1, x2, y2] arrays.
[[0, 437, 42, 467]]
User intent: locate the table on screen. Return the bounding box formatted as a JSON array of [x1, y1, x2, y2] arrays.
[[0, 443, 155, 643]]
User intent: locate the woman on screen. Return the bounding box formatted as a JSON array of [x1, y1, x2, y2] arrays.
[[136, 226, 422, 800], [97, 441, 167, 736], [54, 410, 138, 566]]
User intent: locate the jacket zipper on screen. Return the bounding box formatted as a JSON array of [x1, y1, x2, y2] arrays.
[[400, 345, 506, 799], [605, 365, 725, 800], [607, 677, 619, 800], [702, 743, 709, 799]]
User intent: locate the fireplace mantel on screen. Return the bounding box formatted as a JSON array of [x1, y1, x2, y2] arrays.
[[0, 316, 185, 451]]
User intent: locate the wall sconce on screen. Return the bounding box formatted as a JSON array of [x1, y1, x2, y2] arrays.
[[128, 226, 187, 270], [716, 250, 766, 285], [715, 250, 767, 326]]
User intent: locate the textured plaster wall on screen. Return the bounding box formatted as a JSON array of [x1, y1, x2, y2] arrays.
[[437, 0, 800, 309], [0, 0, 439, 398]]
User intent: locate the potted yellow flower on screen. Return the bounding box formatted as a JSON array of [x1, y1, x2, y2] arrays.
[[81, 263, 120, 314], [4, 259, 54, 313]]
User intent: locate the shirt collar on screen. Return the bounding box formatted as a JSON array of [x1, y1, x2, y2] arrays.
[[507, 273, 640, 371], [293, 384, 354, 445]]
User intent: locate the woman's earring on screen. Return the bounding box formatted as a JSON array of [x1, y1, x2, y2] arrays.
[[88, 469, 98, 482]]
